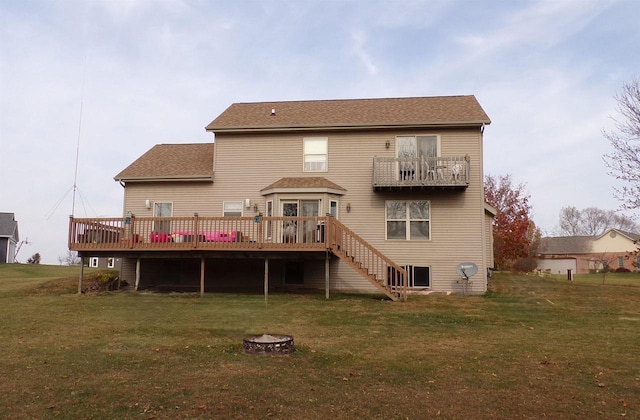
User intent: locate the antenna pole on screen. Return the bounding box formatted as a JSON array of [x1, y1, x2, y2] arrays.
[[71, 56, 87, 217]]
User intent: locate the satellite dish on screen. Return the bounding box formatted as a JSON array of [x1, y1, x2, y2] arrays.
[[456, 262, 478, 279]]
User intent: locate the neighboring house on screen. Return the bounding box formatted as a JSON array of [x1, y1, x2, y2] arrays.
[[68, 95, 493, 299], [0, 213, 19, 264], [537, 228, 640, 274]]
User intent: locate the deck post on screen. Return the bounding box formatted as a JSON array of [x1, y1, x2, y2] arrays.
[[200, 257, 205, 297], [264, 258, 269, 305], [134, 257, 141, 291], [325, 250, 330, 299], [78, 257, 84, 294]]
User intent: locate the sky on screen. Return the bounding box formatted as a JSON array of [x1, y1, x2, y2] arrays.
[[1, 0, 639, 264]]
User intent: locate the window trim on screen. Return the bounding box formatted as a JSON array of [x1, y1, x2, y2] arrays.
[[406, 265, 431, 288], [329, 200, 338, 218], [395, 135, 441, 158], [89, 257, 99, 268], [107, 257, 115, 269], [303, 137, 328, 172], [223, 201, 244, 217], [385, 200, 431, 241], [153, 202, 173, 233], [266, 200, 273, 239]]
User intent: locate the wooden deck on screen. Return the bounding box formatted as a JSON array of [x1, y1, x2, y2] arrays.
[[69, 216, 408, 300], [69, 215, 330, 252]]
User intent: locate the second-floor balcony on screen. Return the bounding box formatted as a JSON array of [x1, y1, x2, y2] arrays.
[[373, 156, 470, 190]]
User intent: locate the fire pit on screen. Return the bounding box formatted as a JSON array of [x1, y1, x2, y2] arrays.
[[242, 334, 294, 355]]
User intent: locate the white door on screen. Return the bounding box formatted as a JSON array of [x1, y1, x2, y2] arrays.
[[153, 202, 173, 233]]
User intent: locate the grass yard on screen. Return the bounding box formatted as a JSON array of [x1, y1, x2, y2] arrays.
[[1, 264, 639, 419]]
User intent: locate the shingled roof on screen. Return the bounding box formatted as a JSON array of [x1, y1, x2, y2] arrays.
[[538, 236, 593, 254], [114, 143, 214, 182], [0, 213, 19, 241], [261, 177, 346, 195], [206, 95, 491, 133]]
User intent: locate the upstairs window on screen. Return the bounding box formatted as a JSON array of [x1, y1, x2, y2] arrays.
[[303, 137, 328, 172], [386, 200, 430, 240]]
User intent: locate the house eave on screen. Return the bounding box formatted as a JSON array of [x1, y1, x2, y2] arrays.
[[207, 121, 491, 134], [114, 175, 214, 183], [261, 187, 346, 196]]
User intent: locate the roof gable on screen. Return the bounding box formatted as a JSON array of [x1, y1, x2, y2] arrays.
[[206, 95, 491, 133], [261, 177, 346, 195], [0, 213, 19, 240], [115, 143, 214, 182]]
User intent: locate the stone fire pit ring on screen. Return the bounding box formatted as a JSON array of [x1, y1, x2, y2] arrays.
[[242, 334, 294, 355]]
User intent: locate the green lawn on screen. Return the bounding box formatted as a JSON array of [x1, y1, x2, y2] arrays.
[[1, 264, 639, 419]]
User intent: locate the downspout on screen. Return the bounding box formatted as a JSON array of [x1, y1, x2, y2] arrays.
[[479, 125, 489, 291]]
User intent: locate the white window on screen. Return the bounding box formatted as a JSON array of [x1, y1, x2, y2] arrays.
[[89, 257, 99, 268], [406, 265, 430, 287], [618, 256, 624, 268], [266, 200, 273, 239], [330, 200, 338, 218], [223, 201, 243, 217], [386, 200, 430, 240], [303, 137, 328, 172], [153, 202, 173, 233], [107, 257, 115, 268], [397, 136, 439, 181]]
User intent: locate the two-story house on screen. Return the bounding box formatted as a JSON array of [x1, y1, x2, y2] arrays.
[[68, 96, 493, 300]]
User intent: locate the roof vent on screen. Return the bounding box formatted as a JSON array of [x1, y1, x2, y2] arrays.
[[271, 108, 276, 116]]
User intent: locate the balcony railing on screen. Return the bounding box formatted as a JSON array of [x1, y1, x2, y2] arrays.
[[373, 155, 470, 189], [69, 216, 330, 252]]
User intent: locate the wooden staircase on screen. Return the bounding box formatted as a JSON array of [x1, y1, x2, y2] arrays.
[[325, 218, 407, 301]]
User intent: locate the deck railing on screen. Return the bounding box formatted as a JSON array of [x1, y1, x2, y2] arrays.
[[373, 155, 470, 188], [327, 218, 407, 300], [69, 215, 408, 300], [69, 215, 330, 251]]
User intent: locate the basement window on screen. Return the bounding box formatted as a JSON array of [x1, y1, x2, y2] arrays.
[[406, 265, 431, 288]]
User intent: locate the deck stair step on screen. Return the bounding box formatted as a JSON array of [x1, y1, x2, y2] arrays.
[[327, 218, 407, 301]]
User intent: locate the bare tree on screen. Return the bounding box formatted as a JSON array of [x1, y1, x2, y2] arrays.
[[581, 207, 611, 236], [559, 206, 583, 236], [557, 206, 638, 236], [58, 250, 81, 266], [603, 78, 640, 210], [610, 212, 639, 233]]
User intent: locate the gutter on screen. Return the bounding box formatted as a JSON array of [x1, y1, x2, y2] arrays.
[[206, 121, 492, 134]]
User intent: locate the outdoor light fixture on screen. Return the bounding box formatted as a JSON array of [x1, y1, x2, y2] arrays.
[[254, 203, 258, 212], [385, 140, 390, 149], [346, 203, 351, 212]]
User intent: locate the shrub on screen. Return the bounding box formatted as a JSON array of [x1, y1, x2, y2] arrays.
[[615, 267, 631, 273], [513, 257, 538, 273]]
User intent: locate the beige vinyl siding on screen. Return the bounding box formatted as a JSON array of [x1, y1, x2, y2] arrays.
[[211, 128, 488, 294], [120, 257, 137, 286], [119, 125, 489, 294], [123, 182, 217, 216]]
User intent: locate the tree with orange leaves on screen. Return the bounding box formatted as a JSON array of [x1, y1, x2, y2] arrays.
[[484, 174, 539, 270]]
